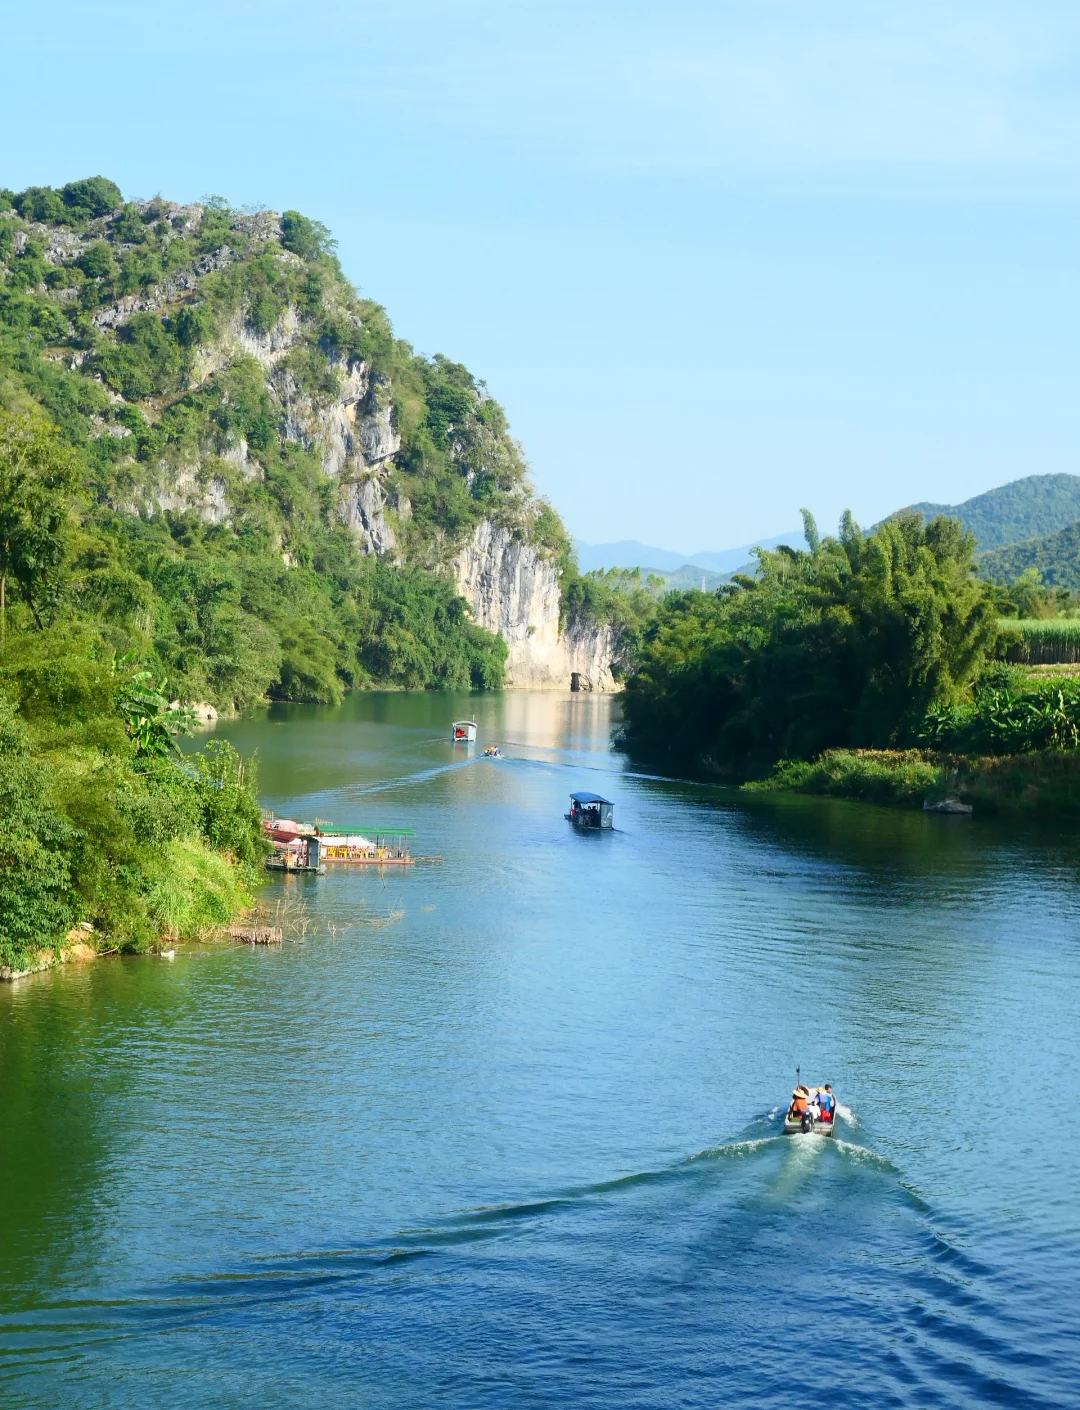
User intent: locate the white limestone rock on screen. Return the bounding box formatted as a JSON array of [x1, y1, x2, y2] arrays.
[[339, 477, 397, 556], [452, 520, 617, 690]]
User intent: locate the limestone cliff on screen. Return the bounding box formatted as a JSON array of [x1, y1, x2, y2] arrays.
[[452, 521, 617, 690]]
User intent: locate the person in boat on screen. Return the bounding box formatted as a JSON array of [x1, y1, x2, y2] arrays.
[[817, 1085, 835, 1123], [789, 1085, 810, 1120]]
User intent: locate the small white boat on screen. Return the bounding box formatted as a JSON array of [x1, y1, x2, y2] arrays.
[[484, 745, 502, 758], [451, 720, 477, 743], [783, 1073, 837, 1136]]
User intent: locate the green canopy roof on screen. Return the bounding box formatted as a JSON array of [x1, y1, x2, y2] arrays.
[[318, 827, 415, 837]]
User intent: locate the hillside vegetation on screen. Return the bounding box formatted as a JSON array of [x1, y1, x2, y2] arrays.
[[0, 619, 267, 974], [977, 521, 1080, 591], [898, 473, 1080, 552], [0, 176, 582, 707]]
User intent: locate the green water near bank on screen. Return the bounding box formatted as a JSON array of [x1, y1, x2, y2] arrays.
[[2, 691, 1079, 1407]]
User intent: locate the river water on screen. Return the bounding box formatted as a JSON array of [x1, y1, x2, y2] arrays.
[[2, 691, 1078, 1408]]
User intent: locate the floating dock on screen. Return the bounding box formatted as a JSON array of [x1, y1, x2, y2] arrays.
[[317, 828, 416, 865]]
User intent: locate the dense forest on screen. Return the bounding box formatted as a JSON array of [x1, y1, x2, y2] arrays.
[[977, 522, 1080, 591]]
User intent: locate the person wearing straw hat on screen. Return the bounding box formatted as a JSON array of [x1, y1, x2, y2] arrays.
[[789, 1085, 810, 1120]]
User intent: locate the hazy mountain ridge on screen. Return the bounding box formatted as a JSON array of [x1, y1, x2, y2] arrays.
[[581, 474, 1080, 596], [575, 533, 800, 577]]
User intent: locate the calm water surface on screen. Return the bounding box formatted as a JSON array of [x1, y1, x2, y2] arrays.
[[2, 691, 1079, 1407]]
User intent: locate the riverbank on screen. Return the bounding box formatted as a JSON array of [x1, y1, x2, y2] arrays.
[[747, 748, 1080, 816], [0, 934, 99, 982]]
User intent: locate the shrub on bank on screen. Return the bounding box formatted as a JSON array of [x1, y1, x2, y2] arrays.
[[746, 751, 945, 807], [922, 671, 1080, 755], [750, 747, 1080, 817], [0, 629, 266, 972]]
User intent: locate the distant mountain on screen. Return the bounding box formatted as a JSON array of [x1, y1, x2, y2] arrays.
[[656, 564, 733, 591], [612, 564, 733, 592], [978, 522, 1080, 589], [896, 474, 1080, 552], [576, 532, 801, 576]]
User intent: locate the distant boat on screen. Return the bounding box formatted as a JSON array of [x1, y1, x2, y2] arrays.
[[451, 720, 477, 743], [484, 745, 502, 758], [565, 791, 613, 830]]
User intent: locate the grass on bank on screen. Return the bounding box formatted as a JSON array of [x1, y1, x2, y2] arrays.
[[748, 748, 1080, 817], [145, 836, 257, 941]]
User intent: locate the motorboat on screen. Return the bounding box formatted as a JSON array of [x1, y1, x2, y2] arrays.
[[451, 720, 477, 743], [484, 745, 502, 758], [783, 1071, 837, 1136]]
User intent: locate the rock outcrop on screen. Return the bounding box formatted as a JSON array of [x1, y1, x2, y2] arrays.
[[339, 477, 398, 557], [452, 520, 618, 690]]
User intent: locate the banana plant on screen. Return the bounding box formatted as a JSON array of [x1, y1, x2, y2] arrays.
[[113, 652, 196, 758]]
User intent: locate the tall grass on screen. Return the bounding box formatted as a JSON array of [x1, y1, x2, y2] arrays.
[[146, 836, 254, 942], [998, 618, 1080, 664]]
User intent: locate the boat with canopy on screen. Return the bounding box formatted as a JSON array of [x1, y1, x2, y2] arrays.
[[565, 792, 614, 830]]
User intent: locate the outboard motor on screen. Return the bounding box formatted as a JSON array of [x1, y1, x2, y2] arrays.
[[800, 1110, 814, 1134]]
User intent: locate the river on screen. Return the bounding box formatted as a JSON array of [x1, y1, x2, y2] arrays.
[[1, 690, 1078, 1408]]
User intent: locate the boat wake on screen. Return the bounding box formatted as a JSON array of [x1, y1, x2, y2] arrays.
[[4, 1117, 1031, 1410]]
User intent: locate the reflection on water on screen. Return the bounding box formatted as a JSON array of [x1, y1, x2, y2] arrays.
[[2, 691, 1079, 1408]]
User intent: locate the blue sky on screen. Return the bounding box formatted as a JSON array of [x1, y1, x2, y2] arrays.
[[5, 1, 1080, 551]]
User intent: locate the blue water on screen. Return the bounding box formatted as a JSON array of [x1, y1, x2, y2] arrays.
[[2, 691, 1078, 1407]]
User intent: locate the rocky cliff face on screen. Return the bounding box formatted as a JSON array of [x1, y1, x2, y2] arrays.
[[452, 521, 617, 690], [187, 294, 402, 555]]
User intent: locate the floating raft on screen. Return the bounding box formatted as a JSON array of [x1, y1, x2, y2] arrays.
[[316, 829, 416, 865]]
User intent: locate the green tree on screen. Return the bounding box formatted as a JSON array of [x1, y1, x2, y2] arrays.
[[0, 410, 83, 633], [280, 210, 335, 262], [60, 177, 122, 221], [76, 241, 115, 280], [623, 512, 996, 772]]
